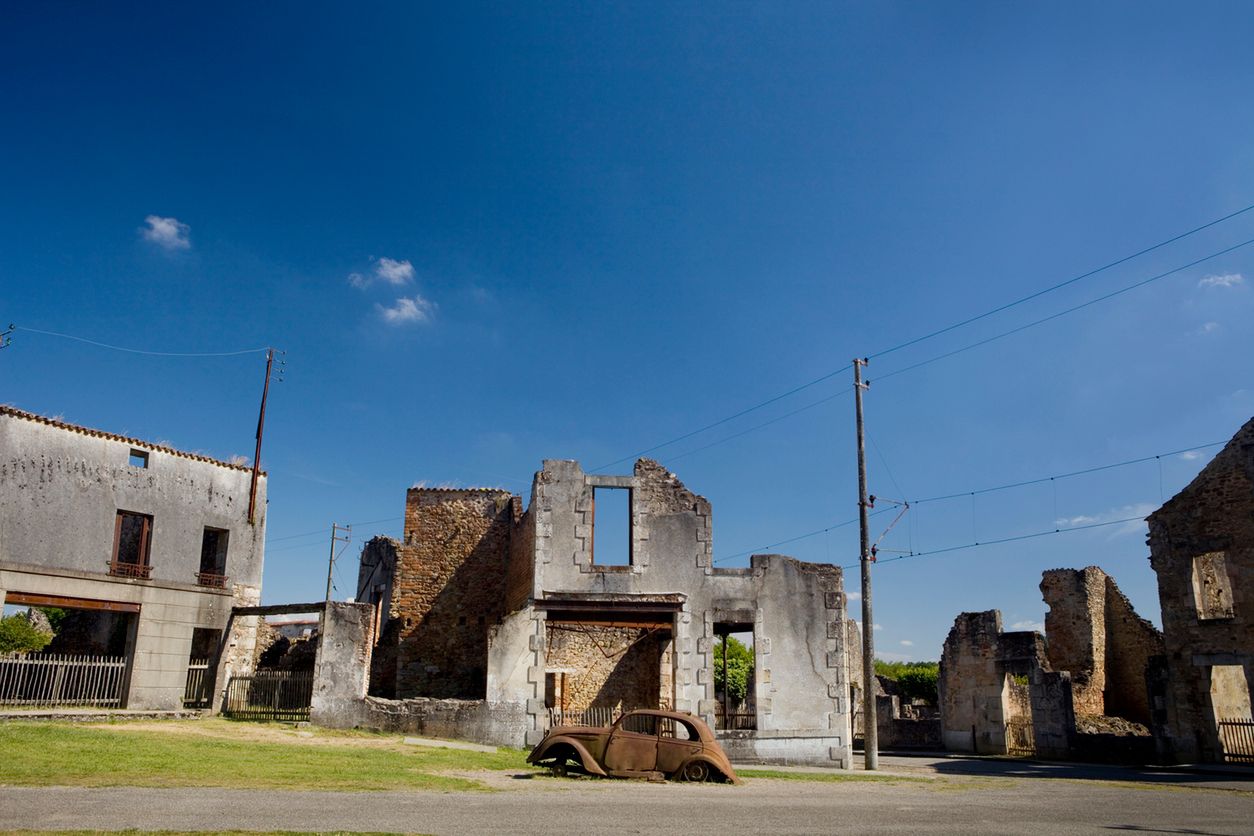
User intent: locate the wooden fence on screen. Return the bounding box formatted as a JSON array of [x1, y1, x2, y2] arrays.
[[547, 706, 626, 728], [183, 658, 212, 708], [222, 671, 313, 721], [0, 652, 127, 708], [1218, 718, 1254, 764]]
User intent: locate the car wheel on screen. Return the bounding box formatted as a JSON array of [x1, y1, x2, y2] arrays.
[[682, 760, 710, 782]]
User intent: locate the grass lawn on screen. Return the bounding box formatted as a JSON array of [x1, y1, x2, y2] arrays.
[[0, 720, 530, 792]]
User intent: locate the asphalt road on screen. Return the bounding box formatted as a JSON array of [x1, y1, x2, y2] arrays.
[[2, 766, 1252, 836]]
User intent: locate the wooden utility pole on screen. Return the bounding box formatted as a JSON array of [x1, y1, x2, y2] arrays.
[[247, 348, 275, 526], [325, 523, 351, 603], [854, 358, 877, 770]]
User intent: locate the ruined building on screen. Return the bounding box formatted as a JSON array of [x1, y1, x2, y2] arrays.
[[0, 406, 266, 710], [356, 458, 855, 765], [1148, 416, 1254, 763], [939, 567, 1162, 760]]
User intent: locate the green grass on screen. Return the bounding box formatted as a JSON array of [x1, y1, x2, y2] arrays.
[[0, 721, 530, 792]]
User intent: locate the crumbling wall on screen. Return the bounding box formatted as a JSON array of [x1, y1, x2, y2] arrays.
[[310, 602, 375, 727], [544, 624, 664, 712], [1040, 566, 1163, 724], [1148, 417, 1254, 763], [389, 488, 517, 699], [940, 611, 1007, 754]]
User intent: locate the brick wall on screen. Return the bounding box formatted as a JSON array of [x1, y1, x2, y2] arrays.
[[390, 488, 518, 699]]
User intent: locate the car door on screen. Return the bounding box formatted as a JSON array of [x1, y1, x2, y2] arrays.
[[656, 716, 701, 775], [604, 712, 659, 774]]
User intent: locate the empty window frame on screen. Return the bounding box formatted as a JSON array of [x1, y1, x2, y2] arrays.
[[713, 625, 756, 730], [128, 449, 149, 468], [591, 487, 631, 565], [1192, 552, 1235, 620], [112, 511, 153, 579], [197, 527, 230, 587]]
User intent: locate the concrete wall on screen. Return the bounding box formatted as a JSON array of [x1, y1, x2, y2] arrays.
[[1148, 416, 1254, 763], [0, 407, 266, 711]]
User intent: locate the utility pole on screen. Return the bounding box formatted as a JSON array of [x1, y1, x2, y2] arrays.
[[248, 348, 277, 526], [325, 523, 351, 603], [854, 358, 878, 770]]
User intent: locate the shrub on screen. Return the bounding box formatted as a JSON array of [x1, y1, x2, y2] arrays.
[[0, 615, 53, 654], [874, 659, 939, 705], [713, 635, 754, 705]]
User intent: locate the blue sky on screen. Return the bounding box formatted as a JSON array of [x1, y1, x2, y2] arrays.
[[3, 2, 1253, 661]]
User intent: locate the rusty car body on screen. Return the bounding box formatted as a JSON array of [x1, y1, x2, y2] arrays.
[[527, 709, 741, 783]]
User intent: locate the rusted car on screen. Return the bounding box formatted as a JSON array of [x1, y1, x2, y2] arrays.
[[527, 709, 740, 784]]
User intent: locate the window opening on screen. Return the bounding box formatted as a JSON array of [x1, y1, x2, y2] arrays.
[[591, 487, 631, 565], [197, 527, 229, 588], [619, 712, 658, 735], [128, 449, 149, 469], [1192, 552, 1235, 620], [714, 625, 756, 730], [660, 716, 695, 740], [185, 628, 220, 708], [112, 511, 153, 579]]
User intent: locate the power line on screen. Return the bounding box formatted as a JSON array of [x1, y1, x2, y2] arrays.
[[866, 200, 1254, 362], [847, 515, 1146, 570], [873, 235, 1254, 383], [266, 516, 403, 545], [716, 439, 1221, 564], [596, 203, 1254, 471], [14, 325, 271, 357], [664, 389, 849, 465]]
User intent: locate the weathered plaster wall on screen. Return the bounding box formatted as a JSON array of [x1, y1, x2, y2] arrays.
[[310, 602, 376, 726], [0, 407, 266, 711], [939, 611, 1008, 754], [1148, 416, 1254, 763]]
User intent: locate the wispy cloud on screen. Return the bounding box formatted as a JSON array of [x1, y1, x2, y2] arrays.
[[1199, 272, 1244, 289], [1011, 620, 1044, 632], [1197, 321, 1221, 336], [348, 256, 416, 289], [900, 639, 914, 647], [1180, 450, 1202, 461], [1054, 502, 1156, 537], [375, 257, 415, 285], [140, 215, 190, 251], [378, 295, 435, 326], [846, 591, 861, 603]]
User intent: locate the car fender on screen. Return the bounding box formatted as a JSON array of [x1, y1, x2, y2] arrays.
[[529, 735, 608, 776], [678, 754, 741, 784]]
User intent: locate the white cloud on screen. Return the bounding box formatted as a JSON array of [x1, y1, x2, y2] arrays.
[[1199, 273, 1243, 288], [1197, 321, 1221, 336], [900, 639, 914, 647], [846, 591, 861, 603], [347, 272, 369, 289], [140, 215, 190, 250], [1011, 620, 1044, 633], [873, 623, 882, 631], [377, 295, 435, 326], [1180, 450, 1203, 461], [375, 257, 415, 285]]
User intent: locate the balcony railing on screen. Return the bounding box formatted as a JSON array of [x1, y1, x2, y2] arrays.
[[195, 572, 229, 589], [109, 561, 152, 580]]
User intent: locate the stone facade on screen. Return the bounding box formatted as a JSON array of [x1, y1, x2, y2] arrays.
[[358, 458, 854, 764], [0, 405, 266, 711], [1040, 566, 1164, 724], [1147, 416, 1254, 763], [383, 489, 519, 700], [938, 610, 1075, 759]]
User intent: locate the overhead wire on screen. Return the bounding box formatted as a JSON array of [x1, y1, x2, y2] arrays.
[[598, 204, 1254, 469], [15, 325, 271, 357]]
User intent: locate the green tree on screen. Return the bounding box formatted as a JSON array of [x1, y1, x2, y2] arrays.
[[713, 635, 754, 705], [0, 615, 53, 654], [874, 659, 940, 705]]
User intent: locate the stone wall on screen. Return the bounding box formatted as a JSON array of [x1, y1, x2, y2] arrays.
[[1148, 416, 1254, 763], [310, 602, 375, 727], [389, 488, 517, 699], [1040, 566, 1163, 724], [544, 624, 666, 712]]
